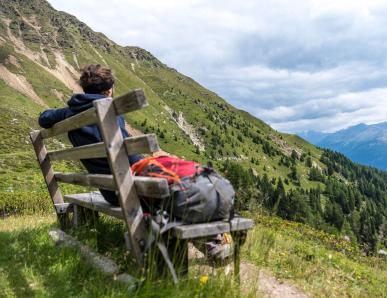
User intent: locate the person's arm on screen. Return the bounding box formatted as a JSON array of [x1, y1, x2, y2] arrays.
[[117, 116, 143, 164], [38, 108, 71, 128], [118, 116, 130, 138]]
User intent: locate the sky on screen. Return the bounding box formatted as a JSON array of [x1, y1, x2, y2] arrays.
[[47, 0, 387, 133]]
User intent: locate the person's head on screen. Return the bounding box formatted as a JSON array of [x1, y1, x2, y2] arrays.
[[79, 64, 115, 97]]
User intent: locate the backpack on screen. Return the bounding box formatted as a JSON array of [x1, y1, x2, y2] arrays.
[[131, 156, 235, 223]]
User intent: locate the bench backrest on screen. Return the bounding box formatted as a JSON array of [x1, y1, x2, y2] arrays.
[[30, 89, 166, 265]]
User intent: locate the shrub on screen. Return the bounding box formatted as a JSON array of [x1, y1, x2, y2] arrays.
[[0, 191, 52, 215]]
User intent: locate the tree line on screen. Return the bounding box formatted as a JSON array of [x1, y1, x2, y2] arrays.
[[221, 149, 386, 253]]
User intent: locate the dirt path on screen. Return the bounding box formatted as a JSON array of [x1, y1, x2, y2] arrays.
[[189, 244, 307, 298], [240, 262, 308, 298]]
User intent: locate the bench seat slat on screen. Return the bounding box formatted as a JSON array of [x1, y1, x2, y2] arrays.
[[65, 192, 124, 218], [57, 174, 170, 198], [64, 192, 254, 239], [48, 134, 160, 161], [172, 218, 254, 239]]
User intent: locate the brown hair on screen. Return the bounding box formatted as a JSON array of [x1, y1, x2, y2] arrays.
[[79, 64, 115, 94]]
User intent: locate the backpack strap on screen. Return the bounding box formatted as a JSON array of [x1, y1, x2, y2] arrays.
[[131, 156, 181, 183], [131, 156, 156, 174], [156, 241, 178, 284], [150, 218, 179, 284], [160, 221, 183, 235]]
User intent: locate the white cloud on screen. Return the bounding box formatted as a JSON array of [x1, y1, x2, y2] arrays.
[[48, 0, 387, 132], [267, 88, 387, 132]]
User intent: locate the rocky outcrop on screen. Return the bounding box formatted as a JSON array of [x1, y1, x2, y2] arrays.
[[0, 64, 46, 106], [2, 18, 81, 92], [269, 133, 303, 158], [164, 105, 205, 151], [125, 46, 164, 67]]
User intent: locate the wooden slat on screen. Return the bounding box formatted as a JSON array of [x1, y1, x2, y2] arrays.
[[94, 96, 147, 266], [40, 89, 148, 139], [49, 142, 105, 161], [172, 218, 254, 239], [48, 134, 159, 161], [30, 130, 64, 207], [133, 176, 170, 198], [124, 134, 160, 156], [55, 173, 170, 198], [113, 89, 148, 114], [65, 193, 124, 219], [55, 172, 116, 190], [64, 192, 254, 239], [40, 108, 97, 139]]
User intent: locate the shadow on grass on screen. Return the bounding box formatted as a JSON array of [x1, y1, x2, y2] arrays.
[[67, 215, 139, 274], [0, 217, 244, 297], [0, 221, 129, 297]]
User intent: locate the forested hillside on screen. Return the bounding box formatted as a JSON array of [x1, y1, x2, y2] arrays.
[[224, 150, 387, 252], [0, 0, 385, 253]]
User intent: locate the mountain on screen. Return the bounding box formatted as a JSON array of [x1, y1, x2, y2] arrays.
[[299, 122, 387, 170], [0, 0, 386, 252]]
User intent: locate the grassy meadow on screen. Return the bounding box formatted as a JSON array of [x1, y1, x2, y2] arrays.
[[0, 212, 385, 297]]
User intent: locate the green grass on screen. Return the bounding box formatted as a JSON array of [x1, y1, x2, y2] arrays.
[[0, 215, 131, 297], [1, 212, 385, 297], [0, 214, 245, 297], [245, 215, 387, 297]]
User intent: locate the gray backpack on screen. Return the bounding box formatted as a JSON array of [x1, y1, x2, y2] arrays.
[[166, 170, 235, 223]]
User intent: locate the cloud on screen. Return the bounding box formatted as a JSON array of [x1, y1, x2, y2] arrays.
[[48, 0, 387, 132], [260, 88, 387, 132]]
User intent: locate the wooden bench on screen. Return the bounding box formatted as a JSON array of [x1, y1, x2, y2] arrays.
[[30, 89, 254, 282]]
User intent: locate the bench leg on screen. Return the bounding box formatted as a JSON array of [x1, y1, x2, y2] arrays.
[[58, 203, 74, 230], [73, 205, 81, 227], [233, 233, 241, 284], [231, 231, 247, 284], [73, 205, 99, 227], [58, 213, 71, 230]]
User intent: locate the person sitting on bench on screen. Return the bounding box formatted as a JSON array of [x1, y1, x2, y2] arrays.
[[38, 64, 142, 205]]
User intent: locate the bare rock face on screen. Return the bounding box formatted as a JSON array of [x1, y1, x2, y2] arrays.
[[126, 46, 164, 67], [269, 133, 303, 158], [164, 105, 205, 151]]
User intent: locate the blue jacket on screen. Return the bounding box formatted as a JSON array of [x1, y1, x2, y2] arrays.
[[39, 93, 142, 205]]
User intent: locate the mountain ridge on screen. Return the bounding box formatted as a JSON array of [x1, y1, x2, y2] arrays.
[[299, 121, 387, 170]]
